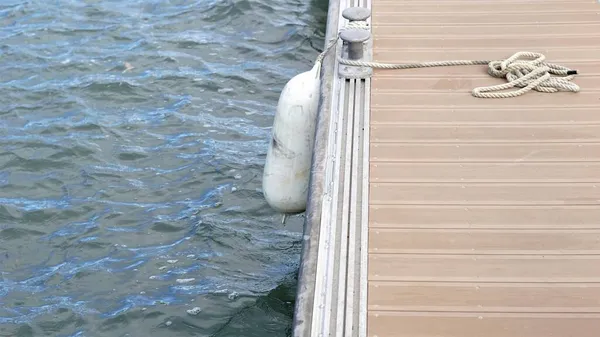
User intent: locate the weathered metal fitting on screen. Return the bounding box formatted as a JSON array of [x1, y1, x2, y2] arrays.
[[339, 29, 371, 60], [342, 7, 371, 22]]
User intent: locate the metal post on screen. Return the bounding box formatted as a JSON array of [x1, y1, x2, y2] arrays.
[[339, 29, 371, 61]]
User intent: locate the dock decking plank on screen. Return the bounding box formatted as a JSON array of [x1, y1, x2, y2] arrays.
[[368, 0, 600, 336]]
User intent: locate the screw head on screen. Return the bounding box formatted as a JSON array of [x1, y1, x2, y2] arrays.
[[339, 29, 371, 44], [342, 7, 371, 21]]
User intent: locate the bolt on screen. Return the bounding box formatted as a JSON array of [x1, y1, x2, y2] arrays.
[[342, 7, 371, 22], [339, 29, 370, 60]]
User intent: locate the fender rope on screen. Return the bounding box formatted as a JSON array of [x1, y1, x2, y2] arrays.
[[315, 20, 580, 99]]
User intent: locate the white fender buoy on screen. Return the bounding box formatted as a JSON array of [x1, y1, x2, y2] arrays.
[[262, 63, 322, 214]]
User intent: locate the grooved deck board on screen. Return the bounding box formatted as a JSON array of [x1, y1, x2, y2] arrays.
[[368, 0, 600, 336]]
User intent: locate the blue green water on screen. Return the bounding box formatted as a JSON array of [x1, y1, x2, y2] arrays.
[[0, 0, 327, 335]]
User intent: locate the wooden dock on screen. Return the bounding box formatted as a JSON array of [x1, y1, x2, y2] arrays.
[[293, 0, 600, 336]]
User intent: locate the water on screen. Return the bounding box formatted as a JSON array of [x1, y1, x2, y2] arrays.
[[0, 0, 327, 335]]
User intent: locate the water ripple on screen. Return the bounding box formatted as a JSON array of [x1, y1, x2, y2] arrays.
[[0, 0, 326, 335]]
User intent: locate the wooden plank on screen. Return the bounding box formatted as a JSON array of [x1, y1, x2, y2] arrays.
[[368, 0, 600, 335]]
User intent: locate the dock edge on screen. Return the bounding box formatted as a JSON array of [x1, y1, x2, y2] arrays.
[[291, 0, 341, 334], [293, 0, 372, 336]]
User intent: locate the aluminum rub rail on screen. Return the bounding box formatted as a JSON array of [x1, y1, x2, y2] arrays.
[[292, 0, 372, 336]]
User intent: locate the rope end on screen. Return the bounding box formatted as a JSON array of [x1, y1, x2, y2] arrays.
[[567, 70, 578, 75]]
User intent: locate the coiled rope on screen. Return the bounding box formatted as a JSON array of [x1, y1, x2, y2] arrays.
[[315, 20, 580, 99]]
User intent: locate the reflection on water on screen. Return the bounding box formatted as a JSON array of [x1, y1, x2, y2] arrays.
[[0, 0, 327, 335]]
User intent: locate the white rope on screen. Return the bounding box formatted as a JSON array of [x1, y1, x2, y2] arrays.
[[315, 20, 580, 99], [314, 21, 369, 66]]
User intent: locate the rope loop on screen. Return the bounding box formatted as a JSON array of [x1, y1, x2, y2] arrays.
[[344, 20, 369, 31], [475, 51, 580, 98], [314, 19, 581, 99]]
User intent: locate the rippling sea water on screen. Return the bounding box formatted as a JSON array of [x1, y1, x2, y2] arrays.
[[0, 0, 327, 335]]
